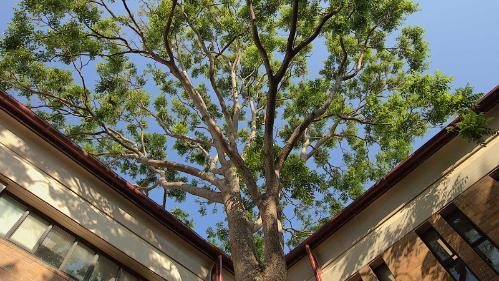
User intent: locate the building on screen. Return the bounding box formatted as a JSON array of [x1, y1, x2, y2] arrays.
[[0, 85, 497, 281]]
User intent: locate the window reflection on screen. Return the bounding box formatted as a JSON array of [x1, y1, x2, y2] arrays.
[[61, 243, 95, 281], [89, 255, 120, 281], [445, 208, 499, 273], [118, 270, 138, 281], [0, 191, 142, 281], [35, 227, 75, 268], [419, 227, 479, 281], [0, 194, 26, 236], [10, 213, 50, 251]]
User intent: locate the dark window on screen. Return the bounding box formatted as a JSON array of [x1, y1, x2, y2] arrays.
[[419, 227, 479, 281], [372, 262, 396, 281], [0, 192, 143, 281], [345, 273, 362, 281], [444, 208, 499, 273]]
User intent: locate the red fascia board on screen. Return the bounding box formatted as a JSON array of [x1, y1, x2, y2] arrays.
[[285, 84, 499, 267], [1, 84, 497, 271], [0, 91, 234, 272]]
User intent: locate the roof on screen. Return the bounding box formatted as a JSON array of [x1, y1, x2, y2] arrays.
[[1, 85, 498, 272], [285, 84, 499, 266], [0, 91, 234, 272]]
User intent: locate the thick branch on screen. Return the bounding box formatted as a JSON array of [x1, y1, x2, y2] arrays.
[[181, 10, 232, 128], [162, 0, 178, 61], [275, 74, 344, 171], [274, 4, 342, 82], [247, 0, 273, 79], [156, 170, 223, 203], [304, 119, 341, 160], [142, 158, 222, 186]]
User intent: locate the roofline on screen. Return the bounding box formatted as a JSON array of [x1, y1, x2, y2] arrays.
[[285, 84, 499, 267], [1, 85, 498, 272], [0, 91, 234, 272]]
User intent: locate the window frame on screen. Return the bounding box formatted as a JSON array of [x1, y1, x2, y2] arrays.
[[0, 189, 143, 281], [442, 205, 499, 274], [370, 259, 396, 281], [417, 224, 479, 281], [0, 181, 6, 193]]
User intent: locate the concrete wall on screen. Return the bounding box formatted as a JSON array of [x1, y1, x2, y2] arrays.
[[287, 104, 499, 281], [0, 110, 234, 281]]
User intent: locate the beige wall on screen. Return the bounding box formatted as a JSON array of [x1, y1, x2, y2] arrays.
[[1, 102, 496, 281], [287, 104, 499, 281], [0, 110, 235, 281]]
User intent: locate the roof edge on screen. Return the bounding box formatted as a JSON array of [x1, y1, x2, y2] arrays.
[[285, 84, 499, 267], [1, 84, 497, 272], [0, 91, 234, 272]]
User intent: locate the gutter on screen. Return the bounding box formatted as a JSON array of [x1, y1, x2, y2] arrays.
[[0, 91, 234, 272], [1, 84, 497, 273], [285, 84, 499, 267]]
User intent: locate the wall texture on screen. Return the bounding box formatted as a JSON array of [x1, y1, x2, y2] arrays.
[[287, 104, 498, 281], [0, 239, 71, 281], [0, 109, 235, 281]]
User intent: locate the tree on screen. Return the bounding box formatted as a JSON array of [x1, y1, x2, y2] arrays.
[[0, 1, 489, 280]]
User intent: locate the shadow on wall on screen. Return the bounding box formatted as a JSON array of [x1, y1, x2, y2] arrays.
[[0, 256, 70, 281], [324, 167, 472, 281], [0, 263, 16, 280], [0, 123, 202, 281]]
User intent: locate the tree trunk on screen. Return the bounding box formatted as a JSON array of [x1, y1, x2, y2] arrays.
[[224, 193, 262, 280], [222, 168, 287, 281], [224, 194, 287, 281], [223, 165, 261, 280], [260, 193, 287, 281]]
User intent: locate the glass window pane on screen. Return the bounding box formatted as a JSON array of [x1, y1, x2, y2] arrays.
[[0, 194, 26, 236], [35, 227, 74, 268], [372, 263, 396, 281], [448, 261, 479, 281], [9, 213, 49, 251], [61, 242, 95, 281], [420, 227, 479, 281], [118, 270, 137, 281], [421, 229, 453, 262], [476, 240, 499, 272], [447, 212, 482, 244], [89, 255, 119, 281]]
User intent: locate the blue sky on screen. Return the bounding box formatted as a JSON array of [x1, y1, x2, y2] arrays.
[[1, 0, 498, 249]]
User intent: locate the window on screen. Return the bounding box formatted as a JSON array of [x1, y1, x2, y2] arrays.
[[419, 226, 479, 281], [10, 213, 50, 251], [371, 262, 396, 281], [118, 269, 138, 281], [61, 243, 96, 281], [35, 227, 75, 268], [444, 207, 499, 273], [345, 273, 362, 281], [0, 191, 143, 281], [0, 194, 26, 236], [89, 255, 120, 281]]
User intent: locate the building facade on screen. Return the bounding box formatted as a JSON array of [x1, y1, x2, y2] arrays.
[[0, 85, 498, 281]]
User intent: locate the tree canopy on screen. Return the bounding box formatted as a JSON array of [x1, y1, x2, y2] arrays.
[[0, 0, 490, 280]]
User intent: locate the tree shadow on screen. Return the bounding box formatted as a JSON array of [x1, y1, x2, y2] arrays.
[[312, 160, 479, 281], [0, 116, 213, 280]]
